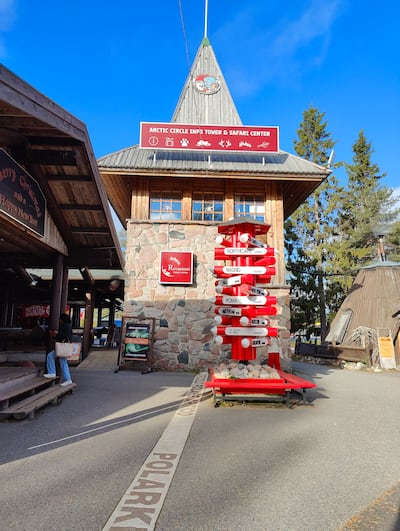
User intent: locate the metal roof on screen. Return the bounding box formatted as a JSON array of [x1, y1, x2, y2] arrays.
[[98, 143, 329, 176]]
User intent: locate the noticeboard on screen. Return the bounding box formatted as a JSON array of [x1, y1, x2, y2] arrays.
[[123, 321, 151, 360], [378, 336, 396, 369]]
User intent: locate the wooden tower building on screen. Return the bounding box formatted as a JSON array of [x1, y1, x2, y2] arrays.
[[98, 37, 330, 370]]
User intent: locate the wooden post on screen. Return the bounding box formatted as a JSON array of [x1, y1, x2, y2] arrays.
[[81, 285, 95, 359], [49, 253, 64, 330]]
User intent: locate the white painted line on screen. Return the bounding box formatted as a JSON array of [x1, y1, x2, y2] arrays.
[[28, 403, 177, 450], [102, 371, 209, 530]]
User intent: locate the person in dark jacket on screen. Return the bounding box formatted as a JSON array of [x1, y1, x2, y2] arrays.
[[43, 313, 73, 386]]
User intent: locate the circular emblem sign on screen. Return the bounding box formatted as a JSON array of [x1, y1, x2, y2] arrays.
[[194, 74, 221, 95]]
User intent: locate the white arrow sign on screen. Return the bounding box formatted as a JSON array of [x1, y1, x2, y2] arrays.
[[222, 295, 266, 306], [252, 338, 270, 347], [239, 233, 267, 248], [223, 266, 267, 275], [225, 327, 269, 336], [250, 318, 269, 326], [223, 247, 268, 256], [217, 307, 242, 316], [218, 275, 243, 286], [246, 285, 267, 296]]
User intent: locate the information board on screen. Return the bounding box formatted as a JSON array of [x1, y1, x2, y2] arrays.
[[378, 336, 396, 369], [124, 322, 150, 359]]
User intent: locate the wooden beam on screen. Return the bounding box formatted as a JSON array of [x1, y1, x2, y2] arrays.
[[47, 174, 92, 182], [70, 227, 110, 234], [29, 150, 78, 166], [28, 136, 83, 147], [59, 204, 102, 211]]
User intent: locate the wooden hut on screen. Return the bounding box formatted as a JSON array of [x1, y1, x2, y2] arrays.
[[326, 261, 400, 367], [98, 37, 330, 370]]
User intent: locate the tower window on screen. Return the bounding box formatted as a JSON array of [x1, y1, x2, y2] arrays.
[[234, 194, 265, 221], [150, 193, 182, 220], [192, 193, 224, 221]]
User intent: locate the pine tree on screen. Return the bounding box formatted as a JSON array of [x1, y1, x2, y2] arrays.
[[285, 106, 340, 340], [339, 130, 399, 274]]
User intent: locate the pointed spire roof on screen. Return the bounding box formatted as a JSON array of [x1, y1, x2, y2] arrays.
[[98, 37, 331, 228], [171, 38, 242, 126]]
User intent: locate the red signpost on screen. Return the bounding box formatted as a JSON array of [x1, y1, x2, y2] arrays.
[[206, 219, 316, 406], [211, 219, 277, 360]]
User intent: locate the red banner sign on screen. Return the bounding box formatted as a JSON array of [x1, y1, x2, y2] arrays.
[[159, 251, 193, 284], [22, 304, 50, 318], [140, 122, 279, 153]]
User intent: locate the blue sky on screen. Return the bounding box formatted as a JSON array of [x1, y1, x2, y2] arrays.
[[1, 0, 399, 201]]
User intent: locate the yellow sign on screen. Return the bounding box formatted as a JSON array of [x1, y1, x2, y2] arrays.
[[378, 337, 395, 358]]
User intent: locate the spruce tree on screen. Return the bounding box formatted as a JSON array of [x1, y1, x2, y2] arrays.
[[339, 130, 399, 274], [285, 106, 340, 340]]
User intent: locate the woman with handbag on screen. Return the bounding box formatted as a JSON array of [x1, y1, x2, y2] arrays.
[[43, 313, 73, 386]]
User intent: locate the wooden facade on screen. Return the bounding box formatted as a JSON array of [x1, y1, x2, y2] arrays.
[[0, 65, 124, 358]]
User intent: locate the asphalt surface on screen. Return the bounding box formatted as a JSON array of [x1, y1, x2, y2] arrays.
[[1, 359, 400, 530]]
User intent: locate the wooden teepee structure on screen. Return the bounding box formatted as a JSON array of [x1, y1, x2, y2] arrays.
[[326, 261, 400, 366]]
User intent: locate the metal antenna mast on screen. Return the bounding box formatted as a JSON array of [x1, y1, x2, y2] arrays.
[[204, 0, 208, 38]]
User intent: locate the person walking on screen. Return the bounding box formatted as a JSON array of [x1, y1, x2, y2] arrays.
[[43, 313, 73, 386]]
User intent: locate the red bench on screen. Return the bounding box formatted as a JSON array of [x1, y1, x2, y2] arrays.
[[205, 368, 315, 407]]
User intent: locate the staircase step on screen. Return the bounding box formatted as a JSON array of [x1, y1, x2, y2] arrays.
[[0, 367, 41, 391], [0, 376, 58, 409], [0, 382, 77, 420]]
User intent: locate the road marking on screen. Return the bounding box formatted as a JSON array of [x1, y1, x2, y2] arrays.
[[27, 403, 179, 450], [102, 371, 208, 530]]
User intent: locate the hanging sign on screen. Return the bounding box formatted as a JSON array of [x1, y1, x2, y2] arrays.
[[140, 122, 279, 153], [159, 251, 193, 284], [0, 148, 46, 236]]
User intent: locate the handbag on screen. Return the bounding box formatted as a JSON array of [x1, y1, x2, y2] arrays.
[[55, 341, 74, 358]]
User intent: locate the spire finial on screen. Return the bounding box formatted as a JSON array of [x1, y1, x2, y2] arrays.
[[204, 0, 208, 38]]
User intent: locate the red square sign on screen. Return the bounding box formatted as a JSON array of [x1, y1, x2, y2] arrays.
[[159, 251, 193, 284]]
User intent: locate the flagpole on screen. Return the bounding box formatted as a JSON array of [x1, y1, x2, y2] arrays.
[[204, 0, 208, 38]]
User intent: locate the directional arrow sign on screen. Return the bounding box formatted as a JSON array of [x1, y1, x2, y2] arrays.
[[245, 285, 268, 296], [225, 327, 269, 336], [222, 295, 266, 305], [223, 247, 268, 256], [222, 266, 267, 275], [217, 307, 242, 316], [239, 233, 268, 248], [250, 318, 269, 326], [218, 275, 242, 286], [252, 338, 270, 347]]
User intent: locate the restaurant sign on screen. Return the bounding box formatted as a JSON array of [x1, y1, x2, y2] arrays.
[[159, 251, 193, 285], [0, 148, 46, 237], [140, 122, 279, 153]]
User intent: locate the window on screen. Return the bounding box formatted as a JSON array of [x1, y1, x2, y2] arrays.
[[150, 192, 182, 220], [234, 194, 265, 221], [192, 193, 224, 221]]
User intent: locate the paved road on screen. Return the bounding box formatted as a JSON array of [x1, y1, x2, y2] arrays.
[[1, 361, 400, 530]]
